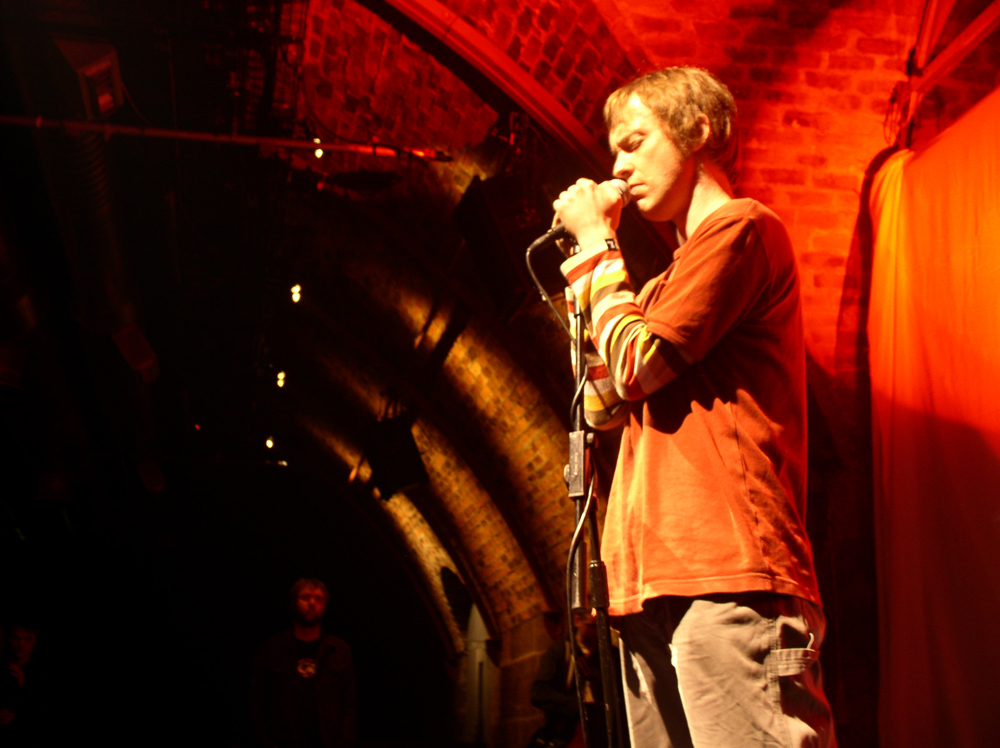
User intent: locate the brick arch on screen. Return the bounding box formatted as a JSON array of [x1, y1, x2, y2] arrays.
[[303, 0, 644, 185], [302, 0, 500, 206], [430, 0, 642, 133], [286, 307, 549, 638], [273, 184, 597, 641], [299, 417, 470, 654]]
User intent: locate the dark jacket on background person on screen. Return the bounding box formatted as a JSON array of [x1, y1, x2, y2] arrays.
[[0, 660, 47, 747], [530, 639, 581, 745], [250, 630, 356, 748]]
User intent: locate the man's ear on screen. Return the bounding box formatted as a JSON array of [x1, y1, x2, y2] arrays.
[[692, 113, 711, 152]]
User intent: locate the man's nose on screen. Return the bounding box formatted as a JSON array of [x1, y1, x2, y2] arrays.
[[613, 154, 632, 180]]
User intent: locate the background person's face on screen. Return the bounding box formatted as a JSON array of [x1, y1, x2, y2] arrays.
[[295, 587, 327, 624], [9, 628, 37, 663]]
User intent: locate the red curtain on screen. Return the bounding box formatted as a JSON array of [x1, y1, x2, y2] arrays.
[[869, 85, 1000, 748]]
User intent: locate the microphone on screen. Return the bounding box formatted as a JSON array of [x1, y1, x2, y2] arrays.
[[527, 179, 632, 253]]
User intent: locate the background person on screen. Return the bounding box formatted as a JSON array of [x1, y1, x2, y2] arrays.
[[0, 622, 45, 746], [250, 578, 356, 748], [529, 612, 605, 748]]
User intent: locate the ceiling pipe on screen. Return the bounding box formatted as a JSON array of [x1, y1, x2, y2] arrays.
[[0, 114, 454, 162]]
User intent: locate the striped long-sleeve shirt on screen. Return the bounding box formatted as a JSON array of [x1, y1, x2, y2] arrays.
[[558, 200, 819, 615], [561, 238, 691, 430]]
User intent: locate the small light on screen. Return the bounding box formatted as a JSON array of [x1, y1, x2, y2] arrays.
[[277, 460, 288, 466], [313, 138, 321, 144], [314, 148, 323, 158], [276, 379, 285, 388], [266, 437, 274, 449], [277, 371, 285, 380], [194, 424, 200, 430]]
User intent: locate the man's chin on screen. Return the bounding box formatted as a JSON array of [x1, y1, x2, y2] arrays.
[[635, 198, 665, 221], [638, 201, 675, 223]]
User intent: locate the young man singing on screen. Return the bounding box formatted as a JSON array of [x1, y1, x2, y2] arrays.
[[553, 67, 836, 748]]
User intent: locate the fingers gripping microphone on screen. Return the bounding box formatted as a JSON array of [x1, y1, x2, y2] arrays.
[[524, 179, 630, 339], [527, 179, 632, 253]]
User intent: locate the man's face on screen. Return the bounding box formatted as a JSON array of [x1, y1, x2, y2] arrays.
[[9, 627, 37, 663], [610, 94, 697, 225], [295, 586, 327, 625]]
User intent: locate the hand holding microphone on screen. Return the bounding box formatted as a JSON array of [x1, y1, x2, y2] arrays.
[[526, 177, 631, 261], [525, 178, 631, 337], [547, 178, 631, 252]]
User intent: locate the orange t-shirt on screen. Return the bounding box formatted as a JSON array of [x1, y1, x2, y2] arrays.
[[600, 199, 820, 615]]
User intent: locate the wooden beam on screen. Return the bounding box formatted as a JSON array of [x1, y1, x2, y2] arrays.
[[914, 0, 1000, 96], [914, 0, 959, 71], [904, 0, 1000, 139]]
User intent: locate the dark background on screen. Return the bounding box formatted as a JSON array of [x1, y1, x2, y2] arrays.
[[3, 459, 454, 745], [0, 2, 459, 744]]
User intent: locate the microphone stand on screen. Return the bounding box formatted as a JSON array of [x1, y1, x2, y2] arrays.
[[525, 241, 626, 748]]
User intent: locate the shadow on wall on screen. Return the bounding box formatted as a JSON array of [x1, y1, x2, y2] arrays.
[[804, 350, 878, 748], [835, 147, 899, 379], [868, 398, 1000, 748], [797, 146, 901, 748]]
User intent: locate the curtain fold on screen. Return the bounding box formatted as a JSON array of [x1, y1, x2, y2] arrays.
[[869, 85, 1000, 748]]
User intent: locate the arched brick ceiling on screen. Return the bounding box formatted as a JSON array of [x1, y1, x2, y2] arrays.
[[301, 0, 499, 205], [271, 193, 573, 637], [378, 0, 648, 167], [423, 0, 641, 131], [301, 416, 475, 654], [298, 0, 930, 372], [300, 0, 647, 184], [285, 321, 548, 639]]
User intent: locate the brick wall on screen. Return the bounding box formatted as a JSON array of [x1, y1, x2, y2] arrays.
[[595, 0, 918, 372], [443, 0, 640, 132]]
